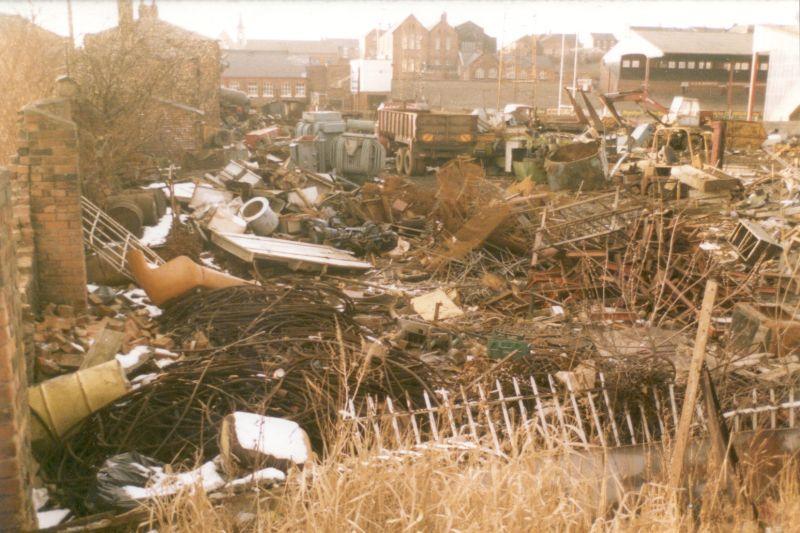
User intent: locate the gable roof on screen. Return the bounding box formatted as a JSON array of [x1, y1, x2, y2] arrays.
[[631, 27, 753, 55], [222, 49, 307, 78], [0, 13, 67, 42], [243, 38, 357, 55], [392, 14, 424, 34]]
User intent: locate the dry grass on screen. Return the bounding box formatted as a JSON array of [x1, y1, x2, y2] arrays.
[[144, 429, 800, 533]]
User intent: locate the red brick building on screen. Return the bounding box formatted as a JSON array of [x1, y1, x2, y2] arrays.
[[462, 52, 498, 81], [424, 14, 459, 80], [363, 28, 386, 60], [221, 49, 308, 104]]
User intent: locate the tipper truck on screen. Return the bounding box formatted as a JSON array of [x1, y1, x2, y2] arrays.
[[377, 105, 478, 176]]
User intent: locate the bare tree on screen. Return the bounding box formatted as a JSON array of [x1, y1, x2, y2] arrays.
[[72, 19, 220, 198], [0, 15, 66, 164]]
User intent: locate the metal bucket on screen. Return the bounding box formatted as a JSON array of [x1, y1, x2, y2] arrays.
[[28, 359, 130, 444], [240, 197, 279, 236], [544, 140, 606, 191]]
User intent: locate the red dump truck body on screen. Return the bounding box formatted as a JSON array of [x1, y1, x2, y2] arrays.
[[377, 108, 477, 175]]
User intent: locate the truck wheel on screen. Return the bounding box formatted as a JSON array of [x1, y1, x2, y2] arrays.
[[396, 147, 407, 174], [411, 156, 426, 176], [403, 149, 414, 176]]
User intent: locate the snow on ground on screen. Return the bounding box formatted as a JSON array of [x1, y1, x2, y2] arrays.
[[37, 509, 71, 529], [140, 209, 174, 247], [116, 345, 151, 370], [227, 467, 286, 487], [121, 460, 226, 501], [123, 288, 163, 318]]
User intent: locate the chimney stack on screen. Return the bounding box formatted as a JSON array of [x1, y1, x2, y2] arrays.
[[117, 0, 134, 28]]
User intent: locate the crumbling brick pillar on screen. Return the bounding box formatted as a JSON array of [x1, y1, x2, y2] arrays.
[[17, 99, 87, 310], [0, 171, 35, 531]]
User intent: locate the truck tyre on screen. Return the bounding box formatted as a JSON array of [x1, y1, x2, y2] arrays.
[[404, 149, 422, 176], [396, 147, 407, 174], [411, 155, 426, 176]]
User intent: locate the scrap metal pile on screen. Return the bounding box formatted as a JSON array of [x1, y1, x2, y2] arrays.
[[31, 92, 800, 526]]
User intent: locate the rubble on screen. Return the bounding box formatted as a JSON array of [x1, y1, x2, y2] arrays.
[[23, 81, 800, 526]]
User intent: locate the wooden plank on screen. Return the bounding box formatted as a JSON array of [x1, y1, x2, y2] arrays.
[[211, 232, 373, 270], [671, 165, 740, 193], [669, 279, 718, 488], [80, 327, 125, 370]]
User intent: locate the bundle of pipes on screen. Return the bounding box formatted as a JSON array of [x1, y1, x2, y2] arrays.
[[41, 283, 438, 512]]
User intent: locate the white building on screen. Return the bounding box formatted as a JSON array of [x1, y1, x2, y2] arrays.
[[350, 59, 392, 93], [754, 25, 800, 122]]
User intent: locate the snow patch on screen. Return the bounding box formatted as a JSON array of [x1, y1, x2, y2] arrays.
[[227, 467, 286, 487], [140, 209, 174, 247], [37, 509, 71, 529], [121, 460, 226, 501], [232, 412, 309, 464], [116, 345, 151, 370]]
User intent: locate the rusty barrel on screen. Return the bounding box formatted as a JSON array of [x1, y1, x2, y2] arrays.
[[544, 140, 606, 191], [106, 198, 144, 237]]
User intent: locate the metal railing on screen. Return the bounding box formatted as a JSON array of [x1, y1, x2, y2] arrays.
[[81, 196, 164, 278], [343, 374, 800, 455]]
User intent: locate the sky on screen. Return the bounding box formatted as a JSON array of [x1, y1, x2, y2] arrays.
[[1, 0, 797, 47]]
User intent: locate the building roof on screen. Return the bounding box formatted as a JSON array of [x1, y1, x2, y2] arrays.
[[0, 13, 67, 42], [222, 49, 307, 78], [631, 27, 753, 55], [455, 21, 484, 33], [603, 27, 755, 64], [87, 16, 214, 43], [243, 38, 357, 55]]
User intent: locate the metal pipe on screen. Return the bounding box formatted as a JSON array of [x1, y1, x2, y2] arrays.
[[746, 52, 759, 121], [557, 34, 565, 110], [572, 34, 579, 92]]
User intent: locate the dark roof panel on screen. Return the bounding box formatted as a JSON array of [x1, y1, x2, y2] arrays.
[[223, 49, 307, 78]]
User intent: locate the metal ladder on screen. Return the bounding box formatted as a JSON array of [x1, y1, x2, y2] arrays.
[[80, 196, 164, 279]]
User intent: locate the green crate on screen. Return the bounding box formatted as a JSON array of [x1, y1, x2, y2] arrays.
[[487, 336, 531, 360]]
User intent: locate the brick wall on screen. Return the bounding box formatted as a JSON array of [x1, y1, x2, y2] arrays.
[[392, 78, 564, 110], [15, 98, 86, 310], [0, 170, 34, 531]]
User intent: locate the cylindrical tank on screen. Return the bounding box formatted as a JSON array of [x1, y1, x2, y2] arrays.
[[107, 198, 144, 237], [332, 133, 386, 179], [28, 359, 131, 445], [544, 140, 606, 191], [240, 197, 279, 236]]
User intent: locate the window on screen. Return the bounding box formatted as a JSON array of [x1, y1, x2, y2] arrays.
[[247, 82, 258, 97], [416, 35, 422, 49], [263, 82, 274, 97], [760, 62, 769, 71], [723, 62, 731, 71], [687, 61, 695, 69], [475, 67, 485, 79], [229, 80, 240, 90], [519, 70, 528, 80], [435, 37, 440, 50], [402, 35, 408, 49], [281, 82, 291, 97], [295, 82, 305, 97], [446, 37, 451, 51], [705, 61, 712, 69], [678, 61, 686, 69], [488, 67, 497, 79], [505, 69, 515, 80], [668, 61, 676, 69], [631, 59, 640, 68], [622, 59, 631, 68]]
